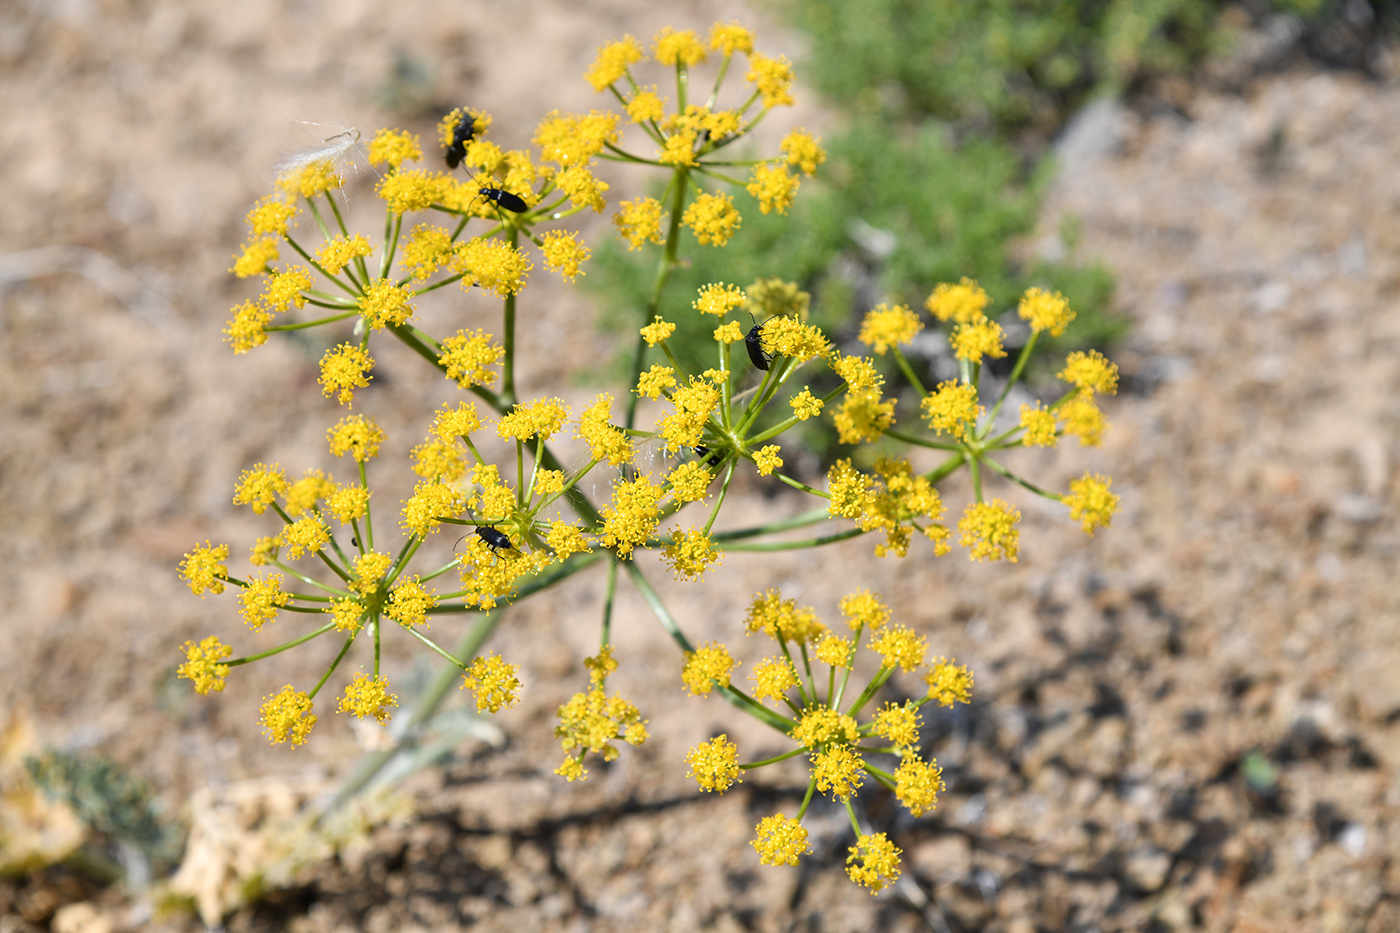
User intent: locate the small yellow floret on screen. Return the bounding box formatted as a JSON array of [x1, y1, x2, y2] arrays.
[[921, 380, 982, 441], [746, 52, 795, 107], [339, 673, 398, 725], [640, 316, 676, 346], [709, 21, 755, 55], [790, 706, 859, 749], [540, 230, 591, 281], [682, 642, 739, 696], [682, 191, 741, 247], [950, 317, 1007, 364], [662, 527, 722, 581], [260, 685, 317, 746], [895, 755, 944, 817], [873, 701, 922, 749], [653, 27, 708, 66], [750, 658, 799, 703], [462, 653, 523, 713], [812, 745, 865, 799], [1058, 349, 1119, 396], [926, 657, 974, 707], [613, 197, 666, 250], [178, 636, 232, 695], [315, 234, 372, 276], [358, 279, 415, 329], [693, 282, 746, 317], [781, 129, 826, 176], [869, 624, 927, 672], [585, 35, 644, 91], [753, 814, 809, 866], [575, 394, 632, 466], [1065, 473, 1119, 535], [319, 343, 374, 406], [179, 541, 229, 597], [1019, 402, 1058, 447], [368, 128, 422, 168], [497, 397, 569, 442], [1018, 286, 1076, 336], [847, 833, 902, 893], [746, 163, 799, 215], [958, 499, 1020, 562], [925, 277, 990, 323], [790, 387, 824, 421], [839, 589, 890, 631], [859, 303, 922, 355], [328, 414, 385, 462], [233, 464, 288, 515], [438, 329, 503, 389]]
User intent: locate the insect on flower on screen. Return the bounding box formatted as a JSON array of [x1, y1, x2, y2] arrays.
[[473, 187, 530, 215], [454, 512, 520, 558], [745, 314, 775, 372], [444, 112, 477, 169]]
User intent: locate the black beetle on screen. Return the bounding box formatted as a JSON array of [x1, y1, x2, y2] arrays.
[[444, 112, 477, 169], [475, 187, 529, 214], [744, 315, 775, 371], [454, 524, 518, 557], [473, 525, 517, 555]]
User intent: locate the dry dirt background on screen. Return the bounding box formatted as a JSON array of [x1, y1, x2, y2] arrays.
[[1, 1, 1399, 931]]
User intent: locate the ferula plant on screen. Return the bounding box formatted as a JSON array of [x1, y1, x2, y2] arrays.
[[178, 22, 1120, 893]]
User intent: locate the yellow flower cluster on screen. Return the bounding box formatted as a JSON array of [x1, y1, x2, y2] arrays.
[[677, 586, 972, 891]]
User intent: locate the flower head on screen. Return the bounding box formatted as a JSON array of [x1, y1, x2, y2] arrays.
[[663, 527, 722, 581], [686, 735, 742, 792], [179, 541, 229, 597], [438, 329, 503, 389], [613, 197, 666, 250], [259, 685, 317, 746], [682, 641, 739, 696], [895, 755, 944, 817], [585, 35, 644, 91], [926, 657, 974, 707], [744, 589, 825, 645], [746, 162, 799, 215], [1018, 286, 1075, 336], [950, 317, 1007, 364], [925, 277, 990, 324], [682, 191, 741, 247], [858, 303, 922, 355], [239, 573, 289, 630], [1065, 473, 1119, 535], [1019, 402, 1058, 447], [178, 636, 233, 695], [750, 657, 799, 703], [693, 282, 746, 317], [752, 814, 809, 866], [329, 414, 385, 462], [746, 52, 795, 107], [319, 343, 374, 405], [846, 833, 901, 893], [921, 380, 983, 441], [339, 673, 399, 725], [958, 499, 1020, 562], [462, 653, 522, 713], [358, 279, 415, 329], [653, 27, 708, 66], [1058, 349, 1119, 396], [368, 128, 421, 168]]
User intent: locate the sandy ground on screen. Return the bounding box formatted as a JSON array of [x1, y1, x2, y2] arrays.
[[1, 2, 1398, 931]]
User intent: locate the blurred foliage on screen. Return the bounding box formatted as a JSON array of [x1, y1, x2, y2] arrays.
[[26, 750, 182, 871], [588, 0, 1389, 451]]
